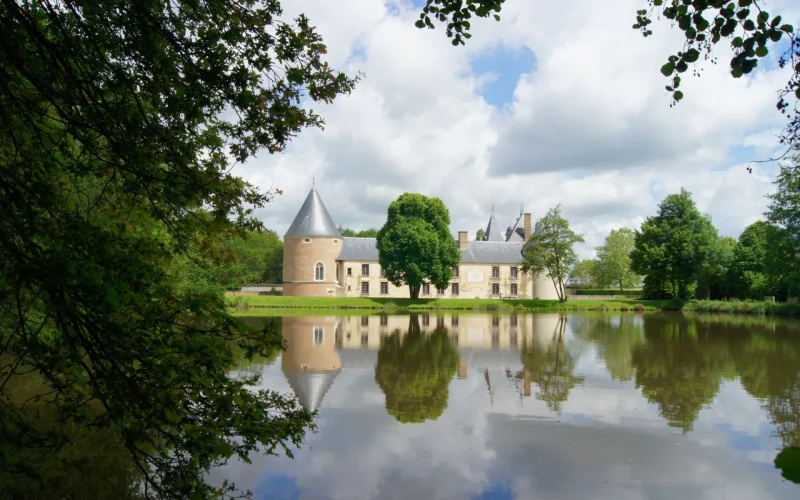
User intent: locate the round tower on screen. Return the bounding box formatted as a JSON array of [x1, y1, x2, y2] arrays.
[[283, 187, 343, 297]]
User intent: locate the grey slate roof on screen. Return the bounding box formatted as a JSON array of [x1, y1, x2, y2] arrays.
[[484, 212, 505, 242], [459, 241, 524, 264], [505, 213, 526, 242], [284, 188, 341, 238], [337, 237, 524, 265], [338, 237, 379, 261], [284, 370, 340, 412]]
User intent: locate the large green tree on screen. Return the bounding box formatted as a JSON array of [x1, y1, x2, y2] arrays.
[[0, 1, 356, 498], [415, 0, 798, 152], [376, 193, 461, 299], [630, 188, 719, 299], [521, 205, 584, 302], [727, 221, 774, 299], [695, 235, 735, 300], [594, 228, 642, 290]]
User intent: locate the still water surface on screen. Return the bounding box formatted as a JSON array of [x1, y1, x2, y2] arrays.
[[211, 312, 800, 500]]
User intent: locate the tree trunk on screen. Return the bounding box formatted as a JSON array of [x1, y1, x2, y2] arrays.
[[409, 284, 420, 299]]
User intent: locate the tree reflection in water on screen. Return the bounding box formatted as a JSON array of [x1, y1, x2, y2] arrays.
[[374, 315, 458, 424], [520, 315, 584, 414], [0, 359, 143, 499]]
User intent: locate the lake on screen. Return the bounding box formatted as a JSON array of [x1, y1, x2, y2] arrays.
[[207, 312, 800, 499]]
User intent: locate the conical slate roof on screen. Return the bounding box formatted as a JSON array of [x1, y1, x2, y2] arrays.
[[284, 188, 341, 238], [284, 370, 340, 413], [484, 211, 505, 242]]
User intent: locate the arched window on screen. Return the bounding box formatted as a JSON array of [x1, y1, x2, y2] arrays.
[[314, 262, 325, 281]]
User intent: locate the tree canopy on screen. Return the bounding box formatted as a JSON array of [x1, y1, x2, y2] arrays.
[[594, 228, 642, 290], [630, 188, 719, 299], [416, 0, 799, 153], [568, 259, 598, 288], [338, 226, 380, 238], [376, 193, 461, 299], [0, 0, 356, 497], [521, 205, 584, 302]]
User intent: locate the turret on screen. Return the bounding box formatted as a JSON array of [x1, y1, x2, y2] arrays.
[[282, 187, 342, 296]]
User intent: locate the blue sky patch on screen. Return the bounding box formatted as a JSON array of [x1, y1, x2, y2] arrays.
[[253, 473, 301, 500], [470, 45, 536, 108]]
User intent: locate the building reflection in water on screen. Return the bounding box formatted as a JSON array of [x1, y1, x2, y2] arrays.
[[280, 313, 578, 417], [281, 316, 342, 412]]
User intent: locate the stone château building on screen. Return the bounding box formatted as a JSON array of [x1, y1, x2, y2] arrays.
[[282, 187, 559, 300]]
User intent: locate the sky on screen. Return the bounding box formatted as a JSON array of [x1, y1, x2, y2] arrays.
[[232, 0, 800, 258]]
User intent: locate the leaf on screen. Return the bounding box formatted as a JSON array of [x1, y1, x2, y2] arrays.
[[755, 46, 768, 57], [414, 20, 425, 28], [673, 91, 684, 101], [661, 62, 675, 76]]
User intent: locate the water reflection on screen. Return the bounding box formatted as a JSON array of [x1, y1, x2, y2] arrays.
[[209, 312, 800, 499]]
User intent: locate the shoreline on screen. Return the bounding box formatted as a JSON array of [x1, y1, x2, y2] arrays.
[[229, 296, 800, 317]]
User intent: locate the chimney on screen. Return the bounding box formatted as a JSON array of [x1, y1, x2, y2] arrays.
[[523, 213, 532, 239], [458, 231, 469, 251]]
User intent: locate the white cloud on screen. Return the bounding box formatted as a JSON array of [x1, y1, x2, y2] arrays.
[[232, 0, 800, 257]]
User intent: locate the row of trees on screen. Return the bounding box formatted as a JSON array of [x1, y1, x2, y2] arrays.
[[632, 162, 800, 300], [564, 159, 800, 302]]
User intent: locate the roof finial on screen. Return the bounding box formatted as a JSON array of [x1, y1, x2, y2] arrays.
[[520, 203, 524, 216], [491, 204, 494, 215], [312, 169, 315, 190]]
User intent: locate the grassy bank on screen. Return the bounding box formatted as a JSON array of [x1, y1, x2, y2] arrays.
[[228, 295, 800, 318], [229, 295, 665, 314]]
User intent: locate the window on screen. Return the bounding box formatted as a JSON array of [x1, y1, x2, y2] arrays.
[[381, 282, 389, 295], [361, 316, 369, 326], [510, 314, 518, 327], [437, 287, 446, 296], [361, 281, 369, 295], [361, 333, 369, 346], [492, 331, 500, 347], [422, 314, 430, 326], [380, 315, 388, 326], [381, 267, 386, 277], [451, 316, 459, 326], [437, 316, 445, 328], [347, 267, 352, 276], [362, 264, 370, 276], [451, 282, 459, 296], [510, 283, 518, 296], [314, 262, 325, 281], [453, 266, 459, 278], [422, 283, 430, 295], [303, 238, 311, 243], [511, 266, 518, 278], [492, 316, 500, 327], [333, 239, 339, 244], [313, 326, 324, 346], [451, 332, 459, 345], [492, 283, 500, 295], [492, 266, 500, 278]]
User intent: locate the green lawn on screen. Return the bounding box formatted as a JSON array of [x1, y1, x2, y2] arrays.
[[228, 295, 800, 318], [229, 295, 667, 314]]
